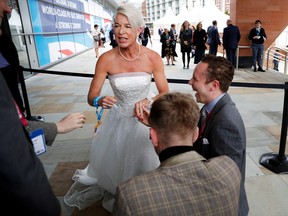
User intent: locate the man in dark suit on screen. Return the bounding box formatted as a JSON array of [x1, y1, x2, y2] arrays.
[[113, 92, 241, 215], [189, 54, 249, 216], [0, 73, 62, 216], [207, 20, 221, 55], [223, 19, 241, 66]]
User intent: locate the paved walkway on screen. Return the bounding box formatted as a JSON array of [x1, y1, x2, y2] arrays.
[[25, 38, 288, 215]]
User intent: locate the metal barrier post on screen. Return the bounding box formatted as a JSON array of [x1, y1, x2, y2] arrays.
[[259, 82, 288, 173], [235, 46, 252, 69], [18, 67, 32, 119], [285, 52, 287, 75], [236, 47, 239, 69]]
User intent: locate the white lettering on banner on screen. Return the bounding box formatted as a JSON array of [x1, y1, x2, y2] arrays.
[[55, 0, 78, 10], [71, 12, 84, 20], [56, 22, 82, 29], [41, 5, 55, 15], [67, 1, 77, 9], [57, 8, 71, 17], [55, 0, 68, 7], [41, 5, 83, 20], [41, 5, 70, 18]]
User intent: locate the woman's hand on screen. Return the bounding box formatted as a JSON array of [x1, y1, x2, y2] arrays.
[[99, 96, 117, 109], [139, 106, 151, 126]]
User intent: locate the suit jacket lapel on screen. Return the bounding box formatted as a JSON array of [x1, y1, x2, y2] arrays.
[[202, 93, 231, 137]]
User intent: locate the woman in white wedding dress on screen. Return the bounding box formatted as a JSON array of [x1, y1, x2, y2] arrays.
[[64, 4, 169, 212]]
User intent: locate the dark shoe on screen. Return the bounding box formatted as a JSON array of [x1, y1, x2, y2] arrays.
[[253, 67, 257, 72], [171, 63, 175, 66], [166, 63, 170, 65], [187, 65, 189, 69], [258, 67, 265, 72], [183, 65, 185, 69]]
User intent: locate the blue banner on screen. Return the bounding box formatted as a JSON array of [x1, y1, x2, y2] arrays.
[[38, 0, 85, 32]]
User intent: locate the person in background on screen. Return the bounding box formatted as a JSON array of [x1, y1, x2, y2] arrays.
[[189, 54, 249, 216], [158, 26, 163, 39], [92, 24, 101, 58], [109, 28, 118, 48], [170, 23, 178, 62], [207, 20, 221, 55], [100, 27, 106, 47], [193, 22, 207, 64], [191, 25, 196, 58], [179, 20, 193, 69], [139, 25, 151, 47], [248, 19, 267, 72], [160, 27, 174, 66], [64, 4, 169, 212], [113, 92, 241, 215], [0, 1, 61, 215], [223, 19, 241, 67], [273, 49, 280, 71]]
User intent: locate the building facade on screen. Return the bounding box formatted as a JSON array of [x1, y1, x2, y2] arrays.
[[214, 0, 230, 14], [6, 0, 119, 70], [145, 0, 230, 22]]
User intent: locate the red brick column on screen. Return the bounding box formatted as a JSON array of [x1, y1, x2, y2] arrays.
[[231, 0, 288, 57]]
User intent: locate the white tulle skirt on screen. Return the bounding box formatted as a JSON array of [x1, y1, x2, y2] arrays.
[[64, 106, 160, 211]]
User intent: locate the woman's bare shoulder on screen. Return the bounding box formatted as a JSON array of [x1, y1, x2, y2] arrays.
[[141, 46, 161, 60], [97, 48, 118, 64]]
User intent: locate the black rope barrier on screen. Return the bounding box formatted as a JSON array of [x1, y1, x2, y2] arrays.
[[23, 68, 288, 89], [21, 68, 288, 174]]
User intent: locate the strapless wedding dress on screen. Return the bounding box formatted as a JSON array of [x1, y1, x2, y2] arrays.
[[64, 72, 160, 211]]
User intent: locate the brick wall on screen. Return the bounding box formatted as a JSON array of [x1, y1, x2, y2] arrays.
[[231, 0, 288, 56]]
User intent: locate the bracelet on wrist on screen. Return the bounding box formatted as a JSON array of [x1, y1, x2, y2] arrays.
[[146, 97, 153, 105], [93, 96, 103, 108]]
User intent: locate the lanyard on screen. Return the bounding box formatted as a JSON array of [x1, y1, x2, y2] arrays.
[[96, 107, 104, 121], [14, 100, 28, 127], [95, 107, 104, 132]]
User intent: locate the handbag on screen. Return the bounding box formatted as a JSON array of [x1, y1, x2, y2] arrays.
[[93, 35, 99, 42]]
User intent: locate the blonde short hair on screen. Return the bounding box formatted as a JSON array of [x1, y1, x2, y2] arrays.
[[113, 4, 145, 30]]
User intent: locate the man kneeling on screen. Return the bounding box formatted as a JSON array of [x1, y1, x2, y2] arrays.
[[113, 92, 241, 216]]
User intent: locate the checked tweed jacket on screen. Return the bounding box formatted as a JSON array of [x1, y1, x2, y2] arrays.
[[113, 151, 241, 216]]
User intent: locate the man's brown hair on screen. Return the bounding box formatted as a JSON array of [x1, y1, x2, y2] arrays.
[[201, 54, 234, 92], [148, 92, 199, 145]]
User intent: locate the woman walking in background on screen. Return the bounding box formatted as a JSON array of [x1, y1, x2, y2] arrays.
[[179, 21, 193, 69], [160, 27, 174, 66], [193, 22, 207, 64], [92, 24, 101, 58]]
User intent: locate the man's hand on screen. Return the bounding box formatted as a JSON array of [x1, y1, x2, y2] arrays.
[[56, 112, 86, 134]]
